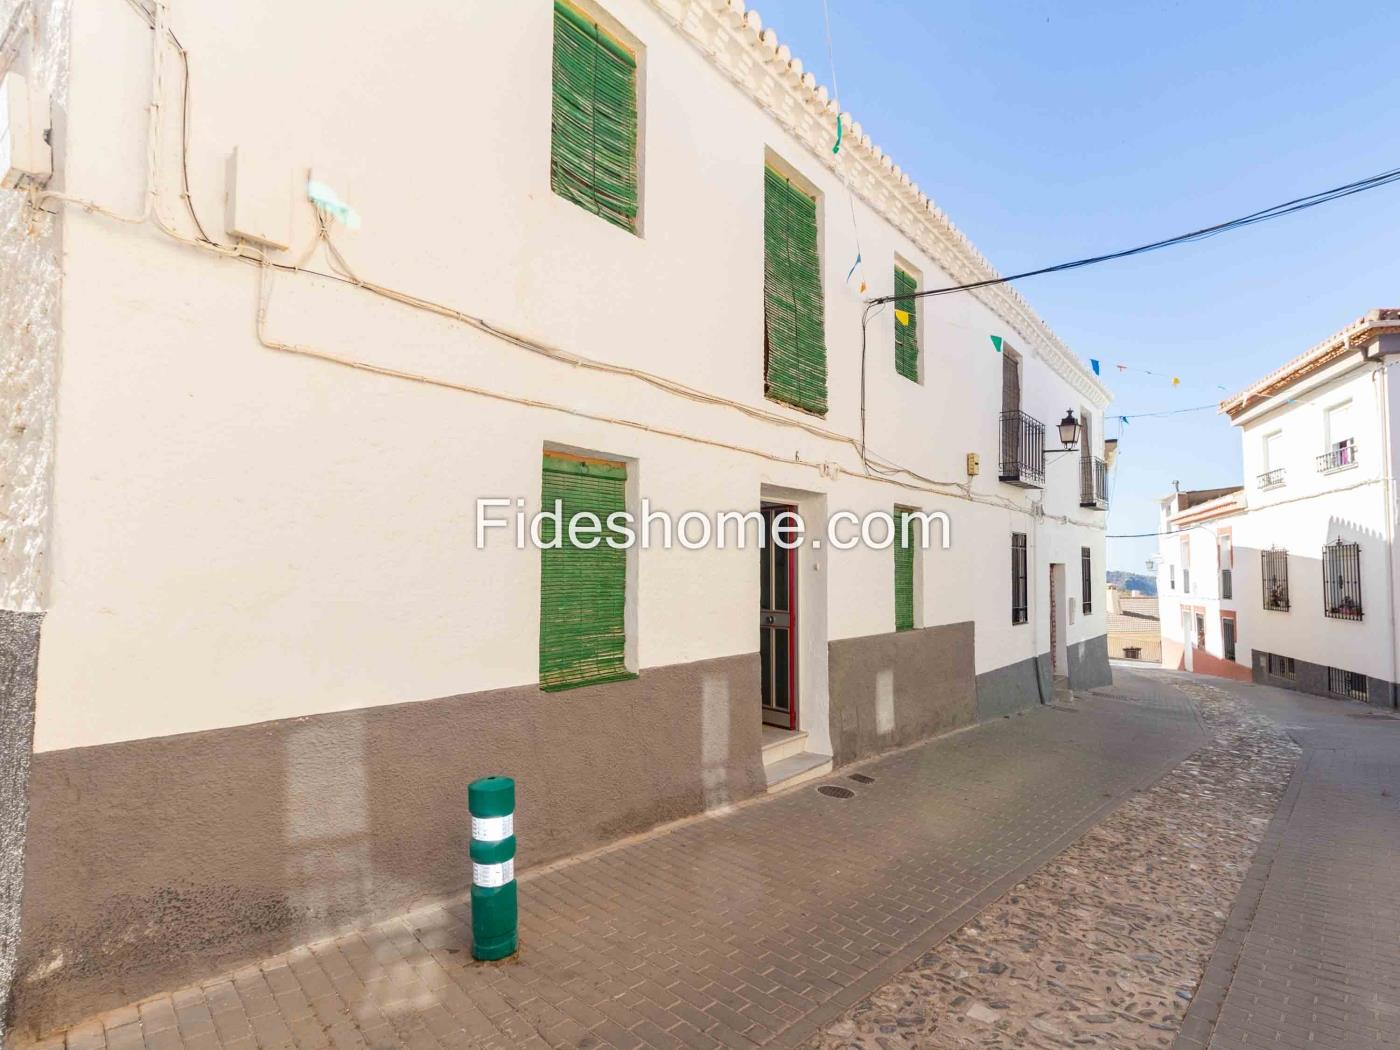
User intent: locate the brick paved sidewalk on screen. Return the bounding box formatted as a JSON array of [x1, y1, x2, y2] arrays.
[[1174, 679, 1400, 1050], [25, 681, 1206, 1050]]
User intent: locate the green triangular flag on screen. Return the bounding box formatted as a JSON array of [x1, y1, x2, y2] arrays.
[[990, 335, 1003, 353]]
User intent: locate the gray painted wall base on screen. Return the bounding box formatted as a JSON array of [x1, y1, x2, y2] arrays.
[[827, 622, 977, 766], [1251, 650, 1399, 709], [975, 652, 1052, 720], [16, 653, 766, 1035], [0, 611, 41, 1036], [1067, 634, 1112, 693]]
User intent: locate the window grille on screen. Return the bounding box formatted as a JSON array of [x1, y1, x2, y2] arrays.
[[1261, 549, 1289, 611], [1322, 540, 1362, 620], [1011, 533, 1028, 624], [1328, 667, 1367, 702]]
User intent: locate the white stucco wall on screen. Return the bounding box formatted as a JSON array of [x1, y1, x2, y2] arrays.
[[1164, 349, 1399, 688], [33, 0, 1110, 752]]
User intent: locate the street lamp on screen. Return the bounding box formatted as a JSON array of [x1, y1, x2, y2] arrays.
[[1053, 409, 1081, 451]]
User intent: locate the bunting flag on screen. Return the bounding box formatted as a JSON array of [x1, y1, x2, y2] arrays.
[[832, 114, 843, 155], [1120, 416, 1130, 425], [894, 309, 910, 326], [845, 253, 861, 283], [1090, 358, 1101, 375], [1172, 376, 1180, 386], [990, 335, 1004, 353]]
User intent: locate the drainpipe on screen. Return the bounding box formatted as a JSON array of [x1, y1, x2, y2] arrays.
[[1366, 346, 1400, 708]]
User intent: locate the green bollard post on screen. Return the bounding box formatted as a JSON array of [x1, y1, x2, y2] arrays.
[[468, 775, 517, 961]]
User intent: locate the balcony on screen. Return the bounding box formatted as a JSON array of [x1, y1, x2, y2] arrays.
[[1079, 456, 1108, 509], [1316, 440, 1357, 474], [999, 411, 1045, 487], [1257, 467, 1285, 490]]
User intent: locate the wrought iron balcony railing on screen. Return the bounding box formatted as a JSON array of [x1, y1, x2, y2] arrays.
[[999, 411, 1045, 488], [1316, 440, 1357, 474], [1257, 467, 1285, 490], [1079, 456, 1108, 509]]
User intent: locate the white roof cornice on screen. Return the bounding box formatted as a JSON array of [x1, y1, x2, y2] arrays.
[[646, 0, 1112, 407]]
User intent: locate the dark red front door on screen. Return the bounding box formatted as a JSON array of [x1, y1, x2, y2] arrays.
[[759, 504, 798, 729]]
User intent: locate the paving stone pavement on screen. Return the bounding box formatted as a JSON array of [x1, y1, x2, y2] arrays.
[[1174, 677, 1400, 1050], [19, 676, 1207, 1050], [805, 670, 1300, 1048]]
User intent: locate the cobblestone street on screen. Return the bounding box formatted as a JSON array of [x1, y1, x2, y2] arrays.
[[19, 667, 1400, 1050], [807, 674, 1299, 1049]]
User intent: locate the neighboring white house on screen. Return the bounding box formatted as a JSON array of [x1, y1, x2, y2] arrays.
[[0, 0, 1112, 1031], [1156, 487, 1249, 681], [1157, 309, 1400, 705]]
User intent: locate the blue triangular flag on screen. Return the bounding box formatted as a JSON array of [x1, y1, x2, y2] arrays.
[[1120, 415, 1130, 425], [1090, 358, 1101, 375]]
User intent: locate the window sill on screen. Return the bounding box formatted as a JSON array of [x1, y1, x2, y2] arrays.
[[541, 670, 640, 693], [763, 393, 828, 420]]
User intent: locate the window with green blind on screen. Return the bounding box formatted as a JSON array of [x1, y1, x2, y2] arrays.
[[551, 2, 640, 234], [894, 507, 916, 631], [764, 166, 827, 415], [539, 453, 634, 690], [893, 266, 919, 381]]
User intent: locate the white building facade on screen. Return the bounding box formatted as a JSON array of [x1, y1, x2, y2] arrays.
[[1157, 310, 1400, 706], [0, 0, 1112, 1031]]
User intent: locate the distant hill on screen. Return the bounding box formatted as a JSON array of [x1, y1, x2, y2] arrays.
[[1107, 570, 1157, 596]]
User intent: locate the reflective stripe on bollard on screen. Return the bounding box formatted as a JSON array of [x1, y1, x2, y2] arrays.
[[468, 775, 517, 961]]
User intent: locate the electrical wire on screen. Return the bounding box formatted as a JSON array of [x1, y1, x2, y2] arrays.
[[871, 163, 1400, 307], [36, 0, 1109, 530]]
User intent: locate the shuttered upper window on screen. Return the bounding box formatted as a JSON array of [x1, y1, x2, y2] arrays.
[[551, 3, 640, 233], [894, 507, 916, 631], [539, 453, 633, 690], [763, 166, 827, 415], [893, 266, 919, 382]]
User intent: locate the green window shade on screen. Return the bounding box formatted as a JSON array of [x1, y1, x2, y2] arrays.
[[539, 454, 632, 690], [893, 267, 919, 381], [764, 167, 828, 415], [894, 507, 915, 632], [551, 3, 639, 233]]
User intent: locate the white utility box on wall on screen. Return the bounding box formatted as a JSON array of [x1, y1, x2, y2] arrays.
[[225, 146, 292, 250], [1, 71, 53, 189]]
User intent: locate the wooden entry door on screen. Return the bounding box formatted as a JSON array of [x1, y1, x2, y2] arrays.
[[759, 503, 798, 729]]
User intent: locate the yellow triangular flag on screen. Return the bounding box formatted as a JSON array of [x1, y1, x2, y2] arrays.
[[858, 280, 867, 294], [1172, 376, 1180, 386], [895, 309, 910, 326]]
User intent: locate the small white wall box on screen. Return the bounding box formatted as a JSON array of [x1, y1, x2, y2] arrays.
[[1, 72, 53, 189], [225, 147, 291, 250]]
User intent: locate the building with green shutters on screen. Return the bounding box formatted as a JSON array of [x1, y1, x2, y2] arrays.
[[0, 0, 1112, 1032]]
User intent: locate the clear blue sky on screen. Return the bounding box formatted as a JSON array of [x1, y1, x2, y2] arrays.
[[751, 0, 1400, 572]]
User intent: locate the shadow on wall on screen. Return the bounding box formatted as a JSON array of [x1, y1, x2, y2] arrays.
[[13, 656, 767, 1036]]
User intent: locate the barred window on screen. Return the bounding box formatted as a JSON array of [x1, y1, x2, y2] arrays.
[[1328, 667, 1367, 702], [1322, 540, 1362, 620], [1080, 547, 1093, 614], [1011, 533, 1028, 625], [1222, 617, 1236, 661], [1266, 652, 1295, 678], [1261, 549, 1289, 611]]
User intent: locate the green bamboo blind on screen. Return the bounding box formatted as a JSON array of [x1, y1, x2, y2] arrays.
[[894, 507, 915, 632], [539, 453, 632, 690], [893, 266, 919, 381], [551, 3, 640, 233], [763, 167, 828, 415]]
